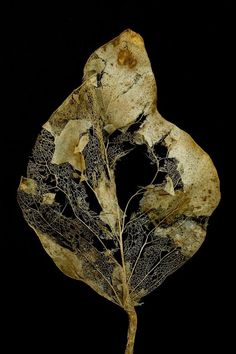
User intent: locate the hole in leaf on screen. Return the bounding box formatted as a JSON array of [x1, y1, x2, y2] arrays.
[[115, 144, 156, 212], [55, 190, 75, 218], [109, 128, 123, 141], [127, 114, 147, 133], [153, 171, 167, 185], [92, 237, 117, 253], [153, 142, 168, 158], [84, 183, 102, 214], [113, 249, 122, 264], [44, 174, 57, 188]]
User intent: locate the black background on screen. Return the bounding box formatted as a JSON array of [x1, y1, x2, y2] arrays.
[[2, 1, 233, 353]]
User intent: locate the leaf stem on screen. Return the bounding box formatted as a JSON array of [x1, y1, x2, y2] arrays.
[[125, 307, 138, 354]]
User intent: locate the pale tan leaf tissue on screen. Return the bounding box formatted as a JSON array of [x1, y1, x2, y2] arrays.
[[18, 30, 220, 354]]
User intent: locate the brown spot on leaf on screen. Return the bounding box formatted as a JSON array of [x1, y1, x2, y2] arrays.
[[111, 37, 120, 47], [117, 49, 137, 68]]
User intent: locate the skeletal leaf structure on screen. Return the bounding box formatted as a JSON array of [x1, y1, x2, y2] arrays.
[[18, 30, 220, 353]]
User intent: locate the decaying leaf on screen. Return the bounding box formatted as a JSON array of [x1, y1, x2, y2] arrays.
[[17, 29, 220, 354]]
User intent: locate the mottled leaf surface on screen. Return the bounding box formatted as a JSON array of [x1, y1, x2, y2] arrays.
[[17, 29, 220, 353]]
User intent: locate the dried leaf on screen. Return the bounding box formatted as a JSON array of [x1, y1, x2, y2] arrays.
[[17, 29, 220, 354]]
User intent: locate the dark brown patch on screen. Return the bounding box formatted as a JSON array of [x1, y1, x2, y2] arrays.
[[111, 37, 120, 47], [211, 177, 218, 183], [117, 49, 137, 68]]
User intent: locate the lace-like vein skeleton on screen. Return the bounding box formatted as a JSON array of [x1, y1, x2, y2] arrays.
[[17, 30, 220, 354]]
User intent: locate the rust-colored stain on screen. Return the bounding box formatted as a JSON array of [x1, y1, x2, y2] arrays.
[[117, 48, 137, 68]]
